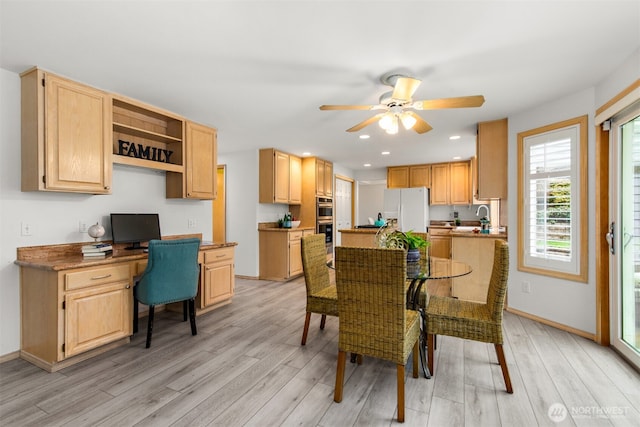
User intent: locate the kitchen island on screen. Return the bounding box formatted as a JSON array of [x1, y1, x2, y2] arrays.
[[338, 227, 381, 248]]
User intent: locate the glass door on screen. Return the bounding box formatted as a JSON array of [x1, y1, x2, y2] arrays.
[[611, 102, 640, 368]]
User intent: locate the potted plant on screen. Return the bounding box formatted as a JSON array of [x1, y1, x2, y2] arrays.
[[376, 227, 429, 262]]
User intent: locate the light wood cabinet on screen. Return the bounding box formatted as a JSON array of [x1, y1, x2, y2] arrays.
[[387, 165, 431, 188], [199, 246, 235, 312], [20, 262, 133, 371], [430, 161, 471, 205], [451, 236, 507, 303], [387, 166, 409, 188], [167, 121, 217, 199], [305, 157, 333, 197], [259, 148, 302, 204], [428, 227, 452, 258], [477, 118, 508, 200], [259, 228, 314, 280], [21, 67, 112, 194]]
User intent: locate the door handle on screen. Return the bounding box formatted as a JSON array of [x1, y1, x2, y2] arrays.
[[605, 221, 615, 255]]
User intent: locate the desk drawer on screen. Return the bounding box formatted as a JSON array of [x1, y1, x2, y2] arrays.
[[203, 247, 234, 264], [65, 264, 130, 291]]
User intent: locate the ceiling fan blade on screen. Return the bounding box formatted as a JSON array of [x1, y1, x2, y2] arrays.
[[346, 113, 386, 132], [319, 104, 375, 111], [406, 111, 433, 134], [391, 77, 421, 101], [413, 95, 485, 110]]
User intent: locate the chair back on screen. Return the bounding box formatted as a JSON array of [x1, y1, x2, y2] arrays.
[[136, 238, 201, 305], [301, 234, 331, 295], [485, 240, 509, 322], [334, 246, 408, 364]]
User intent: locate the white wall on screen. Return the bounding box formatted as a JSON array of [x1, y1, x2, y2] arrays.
[[0, 68, 213, 356]]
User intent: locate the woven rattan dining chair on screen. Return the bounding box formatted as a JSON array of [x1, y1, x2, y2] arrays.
[[426, 239, 513, 393], [334, 246, 420, 423], [300, 234, 338, 345]]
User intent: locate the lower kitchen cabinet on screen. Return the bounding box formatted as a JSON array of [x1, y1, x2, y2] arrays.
[[259, 228, 314, 280], [451, 236, 507, 303], [428, 227, 452, 259], [20, 262, 133, 372]]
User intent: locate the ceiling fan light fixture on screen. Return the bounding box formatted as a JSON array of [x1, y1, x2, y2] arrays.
[[378, 113, 394, 130], [385, 116, 399, 134], [400, 112, 417, 130]]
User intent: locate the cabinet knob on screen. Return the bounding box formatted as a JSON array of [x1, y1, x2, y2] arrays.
[[125, 284, 131, 289], [105, 186, 110, 190]]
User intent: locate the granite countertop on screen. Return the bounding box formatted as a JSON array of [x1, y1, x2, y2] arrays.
[[338, 228, 381, 233], [15, 239, 238, 271]]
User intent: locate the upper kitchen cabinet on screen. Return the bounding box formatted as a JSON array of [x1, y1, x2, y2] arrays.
[[387, 165, 431, 189], [303, 157, 333, 197], [167, 121, 217, 199], [21, 67, 112, 194], [430, 161, 471, 205], [476, 118, 508, 199], [259, 148, 302, 204]]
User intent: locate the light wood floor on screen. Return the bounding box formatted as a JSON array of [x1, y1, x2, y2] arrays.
[[2, 276, 640, 426]]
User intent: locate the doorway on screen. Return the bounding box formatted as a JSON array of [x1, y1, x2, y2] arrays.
[[335, 175, 354, 247], [610, 102, 640, 368]]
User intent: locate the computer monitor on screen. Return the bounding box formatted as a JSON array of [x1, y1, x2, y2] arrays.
[[110, 213, 161, 250]]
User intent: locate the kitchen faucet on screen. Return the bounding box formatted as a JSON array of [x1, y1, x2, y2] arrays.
[[476, 204, 489, 218]]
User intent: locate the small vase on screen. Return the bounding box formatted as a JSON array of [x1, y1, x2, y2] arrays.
[[406, 248, 420, 263]]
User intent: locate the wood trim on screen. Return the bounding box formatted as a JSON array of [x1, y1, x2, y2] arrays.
[[0, 351, 20, 364], [506, 307, 595, 341], [595, 125, 610, 345], [335, 174, 355, 229], [595, 79, 640, 121]]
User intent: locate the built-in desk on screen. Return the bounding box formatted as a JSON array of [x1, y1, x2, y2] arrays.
[[15, 237, 237, 372]]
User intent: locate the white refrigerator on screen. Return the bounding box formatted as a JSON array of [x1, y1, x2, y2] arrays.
[[383, 187, 429, 232]]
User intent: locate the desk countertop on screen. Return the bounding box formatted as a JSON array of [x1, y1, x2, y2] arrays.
[[15, 239, 238, 271]]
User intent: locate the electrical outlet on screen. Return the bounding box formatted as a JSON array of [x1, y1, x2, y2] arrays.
[[522, 281, 531, 293], [188, 219, 196, 229], [21, 222, 33, 236], [78, 221, 88, 233]]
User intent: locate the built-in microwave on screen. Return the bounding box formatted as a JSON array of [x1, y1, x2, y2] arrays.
[[317, 197, 333, 220]]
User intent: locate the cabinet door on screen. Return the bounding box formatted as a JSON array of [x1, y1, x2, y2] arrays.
[[185, 121, 217, 199], [449, 161, 471, 205], [409, 165, 431, 188], [289, 238, 303, 276], [429, 236, 451, 259], [275, 151, 290, 203], [289, 155, 302, 204], [45, 74, 112, 193], [387, 166, 409, 188], [430, 164, 450, 205], [65, 281, 132, 357], [324, 161, 333, 197], [477, 118, 508, 199], [315, 160, 326, 196], [203, 261, 234, 306]]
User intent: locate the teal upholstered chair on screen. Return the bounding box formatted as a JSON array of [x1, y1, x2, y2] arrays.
[[133, 238, 201, 348]]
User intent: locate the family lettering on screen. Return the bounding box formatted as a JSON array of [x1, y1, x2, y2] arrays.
[[117, 140, 173, 163]]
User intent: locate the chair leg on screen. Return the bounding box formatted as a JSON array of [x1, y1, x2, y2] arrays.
[[145, 305, 155, 348], [427, 333, 435, 376], [334, 350, 347, 403], [412, 340, 419, 378], [396, 364, 405, 423], [320, 314, 327, 330], [495, 344, 513, 393], [189, 298, 197, 336], [133, 294, 139, 334], [183, 300, 188, 322], [301, 312, 311, 345]]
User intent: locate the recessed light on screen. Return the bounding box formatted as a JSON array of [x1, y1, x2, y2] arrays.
[[381, 151, 390, 155], [302, 152, 311, 156], [359, 135, 370, 139], [449, 135, 461, 140], [453, 156, 461, 160], [364, 163, 371, 167]]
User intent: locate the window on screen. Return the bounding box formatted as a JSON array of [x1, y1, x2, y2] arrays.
[[518, 115, 588, 282]]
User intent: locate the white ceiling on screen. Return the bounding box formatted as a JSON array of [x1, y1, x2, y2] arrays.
[[1, 1, 639, 171]]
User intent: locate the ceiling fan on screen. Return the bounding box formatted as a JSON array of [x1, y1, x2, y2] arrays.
[[319, 74, 485, 134]]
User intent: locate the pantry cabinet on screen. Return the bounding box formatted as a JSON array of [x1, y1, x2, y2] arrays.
[[21, 67, 112, 194], [259, 148, 302, 204]]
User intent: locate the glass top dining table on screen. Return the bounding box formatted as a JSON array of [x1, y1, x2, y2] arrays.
[[407, 256, 472, 280]]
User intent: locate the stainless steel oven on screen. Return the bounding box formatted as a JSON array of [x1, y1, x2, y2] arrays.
[[316, 197, 334, 258]]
